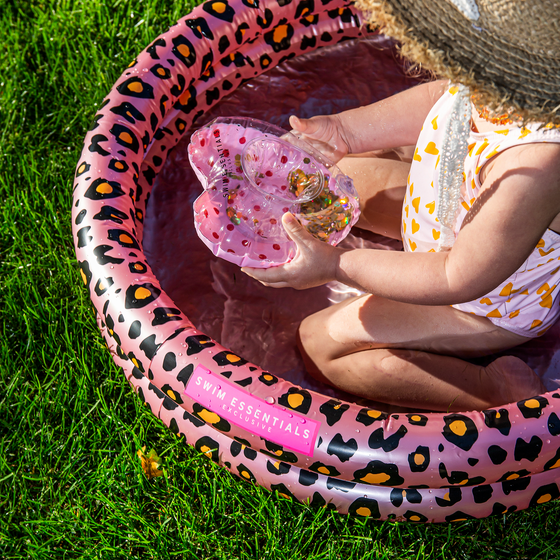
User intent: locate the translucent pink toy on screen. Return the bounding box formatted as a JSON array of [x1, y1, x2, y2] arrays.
[[189, 117, 360, 268]]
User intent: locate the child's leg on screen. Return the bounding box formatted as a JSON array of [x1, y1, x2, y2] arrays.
[[337, 154, 410, 239], [298, 295, 545, 411]]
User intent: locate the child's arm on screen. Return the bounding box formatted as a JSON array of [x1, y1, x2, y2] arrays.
[[243, 143, 560, 305], [289, 80, 448, 162]]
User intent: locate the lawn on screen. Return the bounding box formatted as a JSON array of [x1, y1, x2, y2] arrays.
[[1, 0, 560, 558]]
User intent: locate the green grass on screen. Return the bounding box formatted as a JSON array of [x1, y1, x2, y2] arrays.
[[1, 0, 560, 558]]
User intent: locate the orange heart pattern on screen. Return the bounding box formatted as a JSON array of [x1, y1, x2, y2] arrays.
[[402, 85, 560, 337]]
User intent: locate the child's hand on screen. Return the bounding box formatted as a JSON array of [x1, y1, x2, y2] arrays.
[[289, 114, 349, 163], [241, 213, 342, 290]]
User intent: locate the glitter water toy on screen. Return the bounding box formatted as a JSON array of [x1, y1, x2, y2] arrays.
[[189, 117, 360, 268]]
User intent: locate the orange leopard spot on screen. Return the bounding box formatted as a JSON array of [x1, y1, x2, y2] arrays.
[[287, 393, 304, 408], [273, 24, 289, 43], [96, 182, 113, 194], [134, 287, 152, 300], [127, 82, 143, 93], [361, 472, 391, 485]]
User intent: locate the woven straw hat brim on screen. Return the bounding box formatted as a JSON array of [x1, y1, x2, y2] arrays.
[[355, 0, 560, 124]]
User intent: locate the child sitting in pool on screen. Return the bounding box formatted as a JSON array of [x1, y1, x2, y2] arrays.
[[241, 77, 560, 411]]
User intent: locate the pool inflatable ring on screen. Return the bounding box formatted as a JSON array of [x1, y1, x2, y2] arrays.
[[72, 0, 560, 522]]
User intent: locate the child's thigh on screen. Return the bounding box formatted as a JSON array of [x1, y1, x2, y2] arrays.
[[299, 294, 529, 362], [337, 154, 410, 239]]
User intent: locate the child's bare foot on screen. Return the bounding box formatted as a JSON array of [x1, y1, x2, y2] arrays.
[[484, 356, 545, 407]]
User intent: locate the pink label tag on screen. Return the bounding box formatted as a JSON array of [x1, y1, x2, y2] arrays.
[[184, 365, 320, 457]]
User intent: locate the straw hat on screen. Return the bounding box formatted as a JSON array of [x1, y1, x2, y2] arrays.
[[355, 0, 560, 125]]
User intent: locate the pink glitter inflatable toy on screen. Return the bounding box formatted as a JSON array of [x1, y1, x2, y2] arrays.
[[189, 117, 360, 267]]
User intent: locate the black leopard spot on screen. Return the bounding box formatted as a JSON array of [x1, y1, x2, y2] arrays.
[[150, 64, 171, 80], [195, 435, 219, 462], [171, 34, 197, 67], [150, 112, 159, 132], [94, 276, 114, 296], [500, 472, 531, 495], [435, 487, 462, 507], [258, 372, 278, 386], [109, 123, 141, 154], [77, 226, 92, 248], [548, 412, 560, 436], [544, 447, 560, 470], [517, 396, 549, 419], [186, 17, 215, 39], [438, 463, 485, 486], [128, 320, 141, 339], [326, 433, 357, 462], [356, 408, 387, 426], [259, 54, 273, 69], [472, 484, 493, 504], [319, 400, 350, 426], [192, 403, 231, 432], [161, 384, 183, 404], [298, 469, 318, 486], [116, 77, 154, 99], [353, 460, 404, 486], [326, 478, 356, 493], [407, 413, 429, 426], [266, 460, 291, 475], [368, 425, 408, 452], [514, 435, 543, 462], [175, 118, 187, 134], [300, 35, 317, 50], [403, 510, 427, 523], [107, 229, 140, 249], [206, 87, 220, 105], [129, 261, 147, 274], [84, 178, 125, 200], [390, 488, 422, 507], [408, 445, 430, 472], [182, 410, 204, 428], [242, 0, 259, 8], [467, 457, 479, 466], [78, 260, 92, 288], [308, 491, 336, 509], [169, 417, 182, 437], [270, 483, 297, 501], [257, 9, 273, 29], [309, 462, 340, 477], [93, 206, 129, 224], [483, 408, 511, 436], [446, 511, 475, 522], [348, 497, 381, 518], [212, 350, 247, 367], [296, 0, 314, 17], [146, 37, 166, 60], [234, 377, 252, 387], [151, 307, 182, 326], [162, 352, 176, 371], [261, 441, 298, 463], [109, 101, 147, 123], [488, 444, 508, 465], [202, 0, 236, 22], [88, 134, 110, 156], [529, 483, 560, 508], [76, 162, 91, 176], [235, 22, 250, 44], [75, 209, 86, 225], [327, 6, 356, 24], [442, 414, 478, 451], [278, 388, 312, 414], [140, 334, 160, 360], [491, 502, 508, 515], [125, 283, 161, 308], [174, 85, 199, 115], [264, 19, 294, 52]]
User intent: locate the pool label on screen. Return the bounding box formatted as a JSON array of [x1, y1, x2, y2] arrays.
[[185, 364, 320, 456]]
